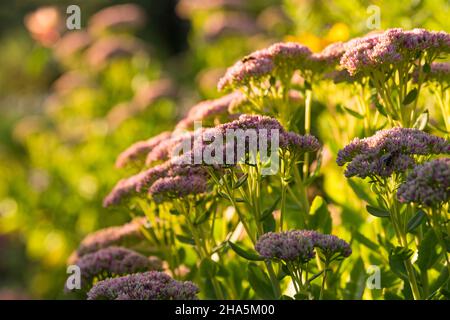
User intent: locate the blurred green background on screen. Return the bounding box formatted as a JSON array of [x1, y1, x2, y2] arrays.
[[0, 0, 448, 299]]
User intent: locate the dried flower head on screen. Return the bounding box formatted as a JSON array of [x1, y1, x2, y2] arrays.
[[337, 128, 450, 178], [397, 158, 450, 207], [87, 271, 199, 300]]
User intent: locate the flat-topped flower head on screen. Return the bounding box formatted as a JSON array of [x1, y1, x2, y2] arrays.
[[218, 49, 274, 91], [115, 131, 171, 168], [145, 129, 204, 166], [314, 234, 352, 260], [71, 247, 159, 291], [148, 174, 208, 203], [175, 92, 242, 131], [341, 28, 450, 76], [397, 158, 450, 207], [337, 128, 450, 178], [218, 42, 314, 91], [103, 171, 149, 207], [267, 42, 312, 65], [87, 271, 199, 300], [311, 41, 346, 73], [74, 217, 147, 258], [280, 132, 321, 156], [255, 230, 315, 263]]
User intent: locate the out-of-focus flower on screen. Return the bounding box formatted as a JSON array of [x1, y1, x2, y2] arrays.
[[204, 12, 261, 41], [88, 4, 146, 35], [132, 79, 176, 110], [103, 171, 149, 207], [71, 247, 160, 290], [397, 158, 450, 207], [115, 132, 172, 168], [24, 6, 63, 47], [107, 79, 175, 128], [255, 230, 315, 262], [70, 217, 148, 259], [176, 0, 244, 18], [53, 31, 92, 61], [174, 92, 242, 131], [85, 36, 146, 67], [52, 71, 91, 95], [422, 62, 450, 85], [337, 128, 450, 178], [87, 271, 199, 300]]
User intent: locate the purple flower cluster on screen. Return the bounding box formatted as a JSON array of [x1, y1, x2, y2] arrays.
[[174, 114, 320, 167], [311, 41, 346, 72], [104, 160, 207, 207], [397, 158, 450, 207], [255, 230, 315, 262], [148, 174, 208, 203], [340, 28, 450, 75], [145, 130, 204, 166], [255, 230, 351, 263], [73, 246, 160, 290], [337, 128, 450, 178], [115, 131, 171, 168], [174, 92, 242, 131], [218, 42, 312, 91], [74, 217, 147, 258], [280, 132, 321, 156], [87, 271, 199, 300], [314, 233, 352, 260]]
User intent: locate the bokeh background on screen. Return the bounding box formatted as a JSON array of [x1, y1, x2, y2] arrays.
[[0, 0, 448, 299]]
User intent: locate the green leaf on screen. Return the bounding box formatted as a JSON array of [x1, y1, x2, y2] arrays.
[[417, 230, 439, 271], [309, 196, 332, 233], [366, 205, 390, 218], [423, 63, 431, 73], [233, 173, 248, 189], [370, 89, 387, 117], [402, 88, 418, 105], [194, 209, 213, 225], [199, 258, 218, 277], [343, 257, 366, 299], [389, 247, 413, 281], [412, 110, 428, 130], [247, 262, 275, 299], [176, 234, 195, 245], [347, 179, 376, 206], [428, 266, 449, 296], [353, 230, 379, 251], [406, 209, 426, 233], [228, 241, 264, 261], [260, 196, 281, 221], [343, 106, 364, 119]]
